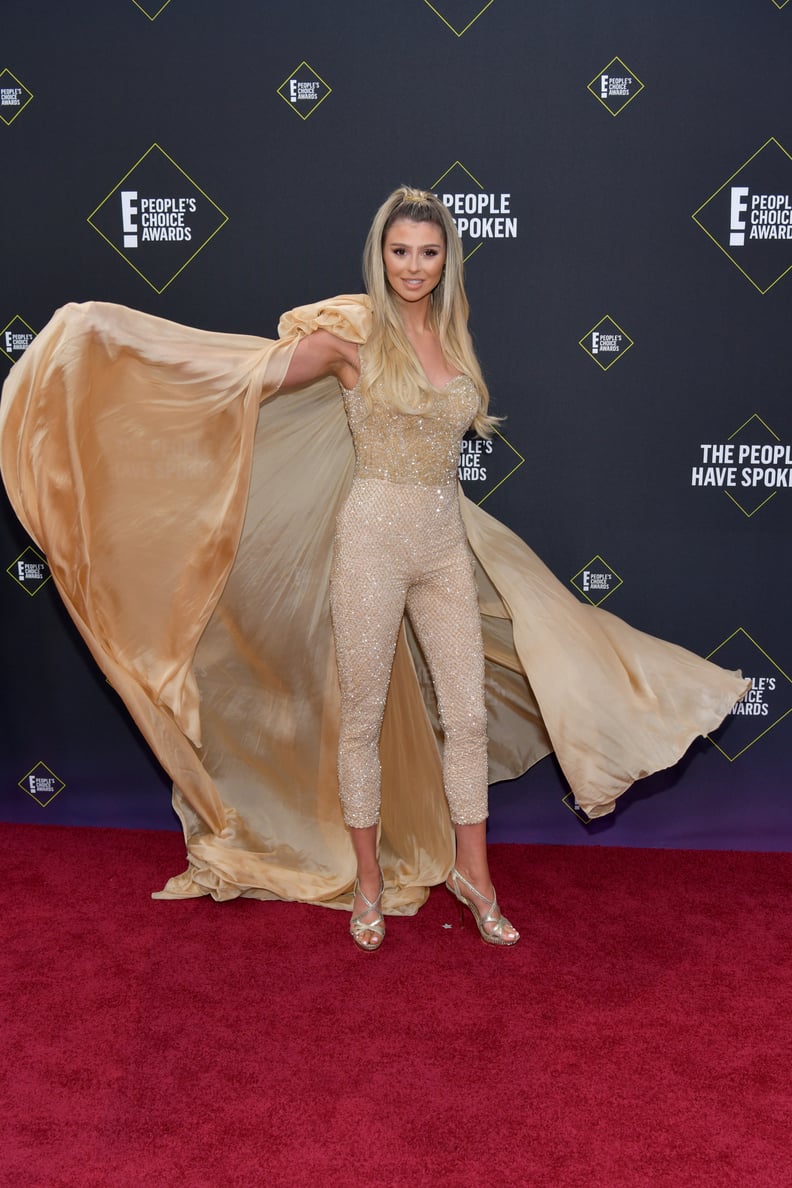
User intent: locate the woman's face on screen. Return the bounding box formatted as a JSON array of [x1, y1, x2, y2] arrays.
[[382, 218, 446, 306]]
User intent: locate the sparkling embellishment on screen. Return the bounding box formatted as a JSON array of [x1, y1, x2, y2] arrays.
[[341, 370, 478, 488], [331, 363, 488, 829]]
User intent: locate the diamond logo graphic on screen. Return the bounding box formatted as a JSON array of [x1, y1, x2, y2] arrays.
[[458, 428, 524, 506], [571, 555, 623, 607], [771, 0, 790, 10], [579, 315, 634, 371], [130, 0, 173, 18], [277, 62, 332, 120], [7, 546, 51, 596], [87, 144, 228, 293], [692, 415, 792, 517], [725, 414, 790, 517], [0, 315, 36, 364], [422, 0, 495, 36], [692, 139, 792, 294], [561, 793, 593, 825], [432, 161, 517, 262], [20, 762, 66, 808], [0, 68, 33, 126], [588, 57, 644, 116], [706, 629, 792, 760]]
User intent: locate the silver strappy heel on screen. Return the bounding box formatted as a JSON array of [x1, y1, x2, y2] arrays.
[[445, 867, 520, 946], [350, 872, 385, 952]]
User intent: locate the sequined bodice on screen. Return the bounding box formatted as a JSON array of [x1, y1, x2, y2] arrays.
[[341, 369, 478, 487]]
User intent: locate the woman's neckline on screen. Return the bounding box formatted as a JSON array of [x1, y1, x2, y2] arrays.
[[428, 371, 466, 391], [343, 355, 467, 395]]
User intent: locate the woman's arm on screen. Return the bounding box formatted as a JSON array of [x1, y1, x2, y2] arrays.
[[281, 329, 360, 392]]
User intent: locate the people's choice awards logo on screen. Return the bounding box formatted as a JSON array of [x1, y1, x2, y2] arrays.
[[587, 57, 644, 116], [277, 61, 332, 120], [562, 793, 595, 826], [422, 0, 495, 36], [19, 762, 66, 808], [692, 139, 792, 293], [6, 546, 51, 597], [457, 429, 524, 506], [706, 630, 792, 760], [432, 162, 518, 262], [571, 556, 623, 607], [87, 144, 228, 293], [691, 414, 790, 517], [579, 316, 634, 371], [0, 316, 36, 365], [0, 67, 33, 125]]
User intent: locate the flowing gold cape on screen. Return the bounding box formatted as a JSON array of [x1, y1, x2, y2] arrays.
[[0, 298, 747, 912]]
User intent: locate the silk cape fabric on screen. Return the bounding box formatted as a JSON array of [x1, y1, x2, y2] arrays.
[[0, 297, 747, 913]]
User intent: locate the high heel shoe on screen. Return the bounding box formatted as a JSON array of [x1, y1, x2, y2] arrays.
[[445, 867, 520, 946], [350, 872, 385, 952]]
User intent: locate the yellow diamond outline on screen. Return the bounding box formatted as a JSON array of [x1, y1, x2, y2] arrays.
[[706, 627, 792, 760], [561, 792, 593, 825], [6, 544, 51, 597], [422, 0, 496, 37], [771, 0, 790, 10], [578, 314, 634, 371], [587, 57, 645, 118], [722, 412, 782, 517], [86, 143, 229, 294], [130, 0, 173, 19], [19, 760, 65, 808], [723, 487, 777, 518], [0, 68, 34, 126], [0, 314, 37, 364], [431, 161, 491, 262], [433, 160, 484, 191], [276, 60, 333, 121], [691, 137, 792, 295], [571, 554, 624, 607], [472, 427, 525, 507]]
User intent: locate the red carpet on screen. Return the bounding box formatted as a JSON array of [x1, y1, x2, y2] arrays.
[[1, 823, 790, 1187]]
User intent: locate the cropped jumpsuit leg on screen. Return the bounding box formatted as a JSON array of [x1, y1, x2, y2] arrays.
[[330, 475, 488, 829]]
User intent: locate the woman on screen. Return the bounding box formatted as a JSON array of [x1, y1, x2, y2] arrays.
[[0, 189, 747, 946], [282, 186, 519, 949]]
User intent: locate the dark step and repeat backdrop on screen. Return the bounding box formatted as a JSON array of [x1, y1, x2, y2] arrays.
[[1, 1, 790, 848]]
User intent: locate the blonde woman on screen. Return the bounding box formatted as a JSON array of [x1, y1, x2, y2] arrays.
[[0, 188, 747, 948], [284, 187, 518, 950]]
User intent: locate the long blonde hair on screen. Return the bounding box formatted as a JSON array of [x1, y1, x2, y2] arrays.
[[361, 185, 498, 437]]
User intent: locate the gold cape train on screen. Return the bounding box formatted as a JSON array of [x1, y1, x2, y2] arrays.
[[0, 297, 748, 912]]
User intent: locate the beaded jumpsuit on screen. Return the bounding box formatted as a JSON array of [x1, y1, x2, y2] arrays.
[[330, 360, 489, 829]]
